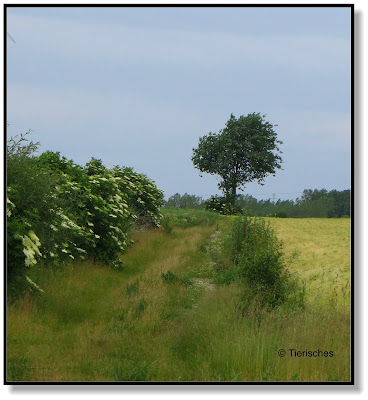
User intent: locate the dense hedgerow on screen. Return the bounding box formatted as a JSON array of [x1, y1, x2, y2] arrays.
[[7, 133, 164, 296]]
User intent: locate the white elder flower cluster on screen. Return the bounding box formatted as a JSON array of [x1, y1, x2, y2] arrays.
[[15, 230, 42, 267], [7, 196, 15, 218]]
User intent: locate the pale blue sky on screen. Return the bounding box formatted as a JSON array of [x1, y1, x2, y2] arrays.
[[6, 6, 351, 201]]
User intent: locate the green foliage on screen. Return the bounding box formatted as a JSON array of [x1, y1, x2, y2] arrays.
[[7, 133, 55, 295], [272, 211, 288, 218], [192, 113, 282, 204], [112, 165, 164, 227], [224, 216, 305, 309], [204, 195, 242, 215], [161, 271, 193, 287], [297, 189, 350, 218], [235, 189, 351, 218], [161, 188, 350, 219], [214, 265, 242, 285], [7, 133, 164, 296], [164, 193, 204, 209]]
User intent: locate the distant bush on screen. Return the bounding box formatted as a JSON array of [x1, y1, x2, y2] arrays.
[[204, 196, 242, 215], [164, 193, 204, 209]]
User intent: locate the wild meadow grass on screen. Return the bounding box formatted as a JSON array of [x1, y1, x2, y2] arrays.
[[7, 216, 351, 382], [7, 225, 215, 381]]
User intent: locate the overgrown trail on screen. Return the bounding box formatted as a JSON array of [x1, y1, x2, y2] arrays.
[[7, 218, 351, 382], [7, 223, 224, 382], [121, 225, 215, 279]]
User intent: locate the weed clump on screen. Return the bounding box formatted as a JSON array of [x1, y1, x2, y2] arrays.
[[126, 279, 140, 296], [161, 271, 193, 287]]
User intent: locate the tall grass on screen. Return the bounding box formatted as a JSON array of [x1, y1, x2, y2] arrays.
[[164, 283, 350, 381], [7, 218, 350, 382], [7, 225, 215, 381]]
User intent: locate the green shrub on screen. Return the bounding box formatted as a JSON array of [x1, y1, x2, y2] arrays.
[[161, 271, 178, 283], [204, 196, 242, 215], [214, 265, 242, 285], [161, 271, 193, 287], [226, 216, 305, 310]]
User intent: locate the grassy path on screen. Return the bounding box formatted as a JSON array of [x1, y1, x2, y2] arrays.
[[7, 224, 218, 381]]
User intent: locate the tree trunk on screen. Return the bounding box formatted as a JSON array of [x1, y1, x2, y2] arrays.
[[228, 184, 237, 206]]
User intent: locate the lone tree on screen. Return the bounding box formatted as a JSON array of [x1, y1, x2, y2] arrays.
[[191, 113, 283, 206]]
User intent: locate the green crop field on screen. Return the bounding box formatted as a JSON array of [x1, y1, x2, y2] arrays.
[[7, 215, 351, 382]]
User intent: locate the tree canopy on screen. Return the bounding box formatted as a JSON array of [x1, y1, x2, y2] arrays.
[[191, 113, 283, 204]]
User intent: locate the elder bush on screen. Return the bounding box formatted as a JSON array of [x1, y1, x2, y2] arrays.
[[7, 134, 164, 296]]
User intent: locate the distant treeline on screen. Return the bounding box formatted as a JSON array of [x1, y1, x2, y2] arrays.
[[163, 189, 351, 218]]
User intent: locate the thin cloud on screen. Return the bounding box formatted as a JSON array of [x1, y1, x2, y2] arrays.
[[8, 13, 350, 71]]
